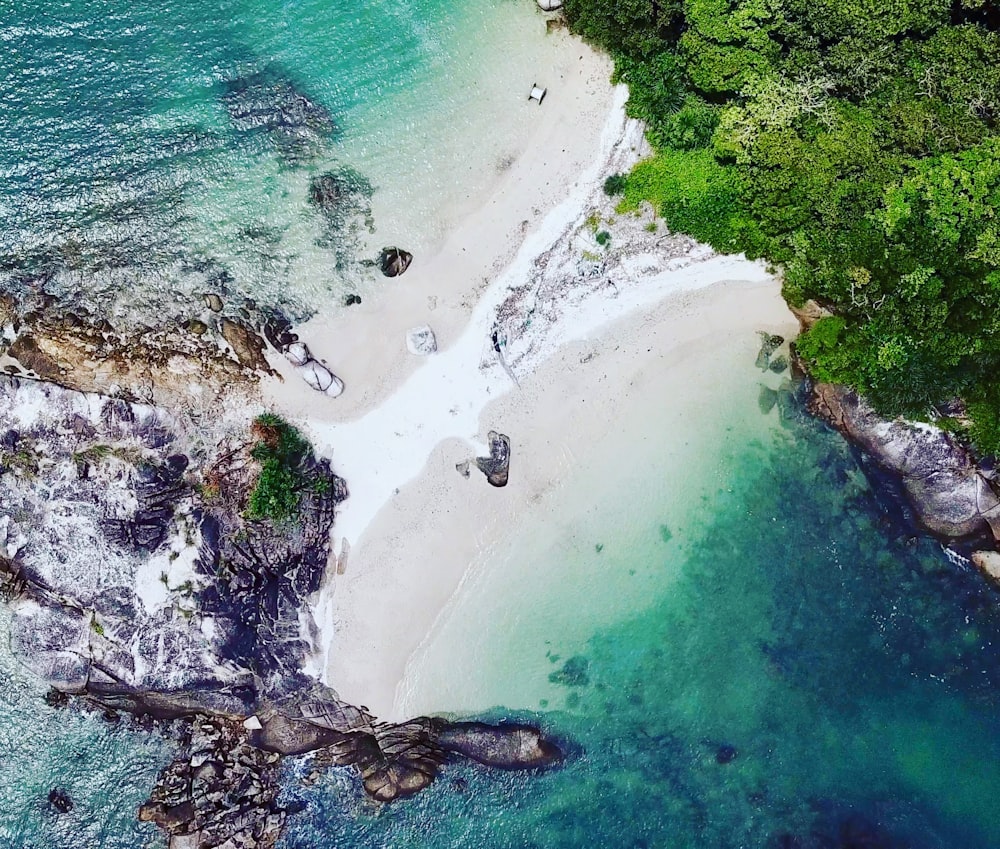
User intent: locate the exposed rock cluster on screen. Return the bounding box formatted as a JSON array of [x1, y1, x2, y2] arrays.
[[0, 375, 560, 847], [0, 290, 284, 411], [139, 717, 286, 849], [808, 382, 1000, 543]]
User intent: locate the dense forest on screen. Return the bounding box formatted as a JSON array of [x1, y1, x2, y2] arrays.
[[564, 0, 1000, 450]]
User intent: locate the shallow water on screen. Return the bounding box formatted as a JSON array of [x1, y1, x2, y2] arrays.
[[3, 0, 1000, 845], [0, 611, 174, 848], [1, 0, 555, 323], [282, 344, 1000, 848]]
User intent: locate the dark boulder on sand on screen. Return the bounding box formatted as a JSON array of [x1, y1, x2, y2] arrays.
[[378, 247, 413, 278], [475, 430, 510, 487]]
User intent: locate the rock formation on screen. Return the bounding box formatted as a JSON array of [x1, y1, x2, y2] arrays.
[[0, 376, 559, 847], [475, 431, 511, 487], [406, 325, 437, 356], [221, 318, 273, 374], [139, 716, 286, 849], [0, 293, 280, 410], [808, 382, 1000, 542], [378, 247, 413, 278]]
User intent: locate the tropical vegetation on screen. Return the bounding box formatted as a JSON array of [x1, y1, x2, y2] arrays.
[[564, 0, 1000, 450], [246, 414, 310, 521]]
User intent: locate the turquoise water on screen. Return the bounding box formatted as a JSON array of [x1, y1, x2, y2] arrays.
[[0, 612, 174, 848], [1, 0, 553, 322], [4, 0, 1000, 845], [280, 388, 1000, 848]]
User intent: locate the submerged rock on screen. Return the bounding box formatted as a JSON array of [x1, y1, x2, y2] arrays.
[[221, 68, 336, 163], [758, 385, 778, 415], [378, 247, 413, 278], [715, 744, 738, 764], [475, 431, 510, 487], [755, 332, 785, 371], [47, 788, 73, 814], [309, 173, 350, 215]]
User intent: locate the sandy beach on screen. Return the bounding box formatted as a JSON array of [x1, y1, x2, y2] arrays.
[[259, 32, 796, 721], [326, 281, 797, 720]]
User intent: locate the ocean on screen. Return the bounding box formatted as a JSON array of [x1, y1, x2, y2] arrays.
[[2, 0, 1000, 847], [283, 337, 1000, 849]]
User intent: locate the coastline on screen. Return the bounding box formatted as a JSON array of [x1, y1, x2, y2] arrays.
[[261, 32, 619, 423], [257, 35, 797, 719], [334, 279, 797, 720]]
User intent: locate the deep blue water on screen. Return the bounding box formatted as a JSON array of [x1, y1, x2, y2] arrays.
[[280, 398, 1000, 848]]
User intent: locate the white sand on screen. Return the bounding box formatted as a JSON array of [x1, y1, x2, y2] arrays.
[[259, 35, 797, 721]]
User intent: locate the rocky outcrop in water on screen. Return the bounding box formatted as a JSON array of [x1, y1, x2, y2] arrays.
[[0, 375, 560, 847], [221, 68, 337, 164], [808, 382, 1000, 543], [139, 716, 286, 849]]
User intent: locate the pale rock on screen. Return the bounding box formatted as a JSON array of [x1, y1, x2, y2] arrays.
[[405, 325, 437, 356], [324, 372, 345, 398], [972, 551, 1000, 585], [243, 715, 263, 731], [283, 342, 310, 367], [299, 360, 332, 392]]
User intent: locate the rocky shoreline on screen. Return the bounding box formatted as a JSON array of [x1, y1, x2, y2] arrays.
[[0, 369, 560, 848]]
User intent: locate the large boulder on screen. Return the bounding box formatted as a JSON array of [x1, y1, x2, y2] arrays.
[[283, 341, 310, 367], [378, 247, 413, 278], [221, 318, 271, 373], [475, 431, 511, 487], [435, 722, 561, 769], [810, 382, 1000, 540], [298, 360, 345, 397]]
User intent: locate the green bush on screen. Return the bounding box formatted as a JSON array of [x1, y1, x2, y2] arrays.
[[620, 149, 748, 251], [969, 398, 1000, 458], [245, 414, 310, 522], [596, 230, 612, 246], [603, 173, 627, 196]]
